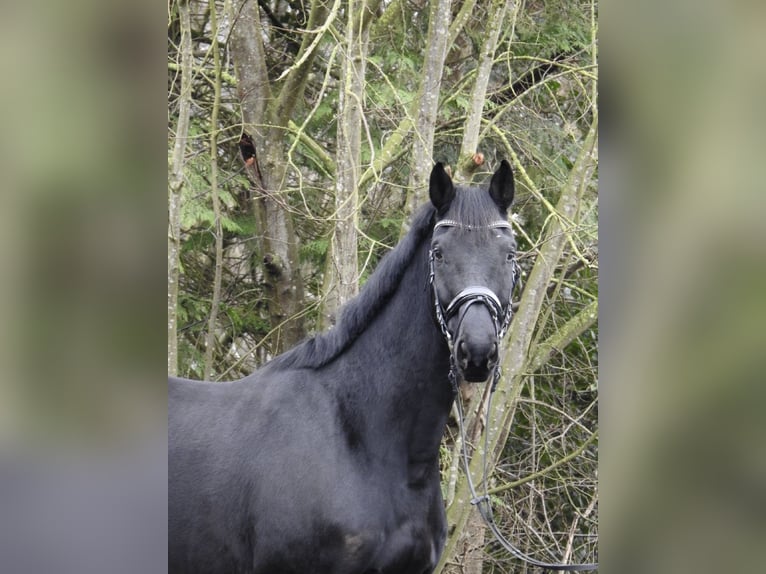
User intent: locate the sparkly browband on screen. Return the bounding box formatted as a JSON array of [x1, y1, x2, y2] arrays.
[[434, 220, 512, 231]]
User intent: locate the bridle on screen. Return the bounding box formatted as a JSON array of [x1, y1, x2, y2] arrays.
[[428, 217, 599, 572]]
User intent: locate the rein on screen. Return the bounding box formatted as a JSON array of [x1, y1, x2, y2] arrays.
[[429, 219, 598, 571]]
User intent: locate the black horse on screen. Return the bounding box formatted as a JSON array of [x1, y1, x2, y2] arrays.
[[169, 161, 518, 574]]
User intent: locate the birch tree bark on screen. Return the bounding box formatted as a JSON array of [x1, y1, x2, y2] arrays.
[[401, 0, 452, 230], [168, 0, 193, 377], [455, 0, 515, 183], [321, 0, 380, 327], [203, 0, 224, 380]]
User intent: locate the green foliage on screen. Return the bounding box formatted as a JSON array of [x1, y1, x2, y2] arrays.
[[313, 98, 336, 127], [181, 153, 246, 233], [300, 237, 329, 265], [224, 303, 269, 337], [538, 1, 592, 54], [377, 216, 403, 233], [514, 0, 592, 57], [178, 291, 210, 330]]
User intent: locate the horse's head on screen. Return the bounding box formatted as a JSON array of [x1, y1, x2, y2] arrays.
[[428, 160, 519, 384]]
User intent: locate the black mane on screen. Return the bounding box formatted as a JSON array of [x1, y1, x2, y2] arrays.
[[262, 204, 437, 371]]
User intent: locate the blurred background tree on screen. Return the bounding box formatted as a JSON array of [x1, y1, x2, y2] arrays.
[[168, 0, 598, 570]]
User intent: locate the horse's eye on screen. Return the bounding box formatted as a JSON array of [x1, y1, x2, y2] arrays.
[[506, 252, 515, 262], [432, 248, 443, 262]]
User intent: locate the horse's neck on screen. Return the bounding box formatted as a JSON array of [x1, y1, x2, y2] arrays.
[[366, 243, 449, 387], [341, 243, 454, 457]]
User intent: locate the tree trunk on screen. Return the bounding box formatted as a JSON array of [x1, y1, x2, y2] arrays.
[[230, 0, 332, 353], [402, 0, 452, 231], [320, 0, 373, 326], [447, 511, 485, 574], [456, 0, 514, 182], [168, 0, 193, 377], [203, 0, 224, 380]]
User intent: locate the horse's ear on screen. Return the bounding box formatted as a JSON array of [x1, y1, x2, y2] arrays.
[[429, 162, 455, 213], [488, 160, 515, 212]]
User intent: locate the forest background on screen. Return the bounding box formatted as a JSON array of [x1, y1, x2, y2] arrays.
[[168, 0, 598, 571]]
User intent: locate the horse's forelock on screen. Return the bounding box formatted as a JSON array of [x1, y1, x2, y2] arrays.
[[442, 185, 507, 229]]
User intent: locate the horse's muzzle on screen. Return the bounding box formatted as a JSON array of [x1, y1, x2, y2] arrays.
[[456, 338, 498, 382], [454, 305, 500, 383]]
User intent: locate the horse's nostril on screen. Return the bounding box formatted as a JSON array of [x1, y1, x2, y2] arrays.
[[457, 341, 470, 369], [488, 342, 498, 364]]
